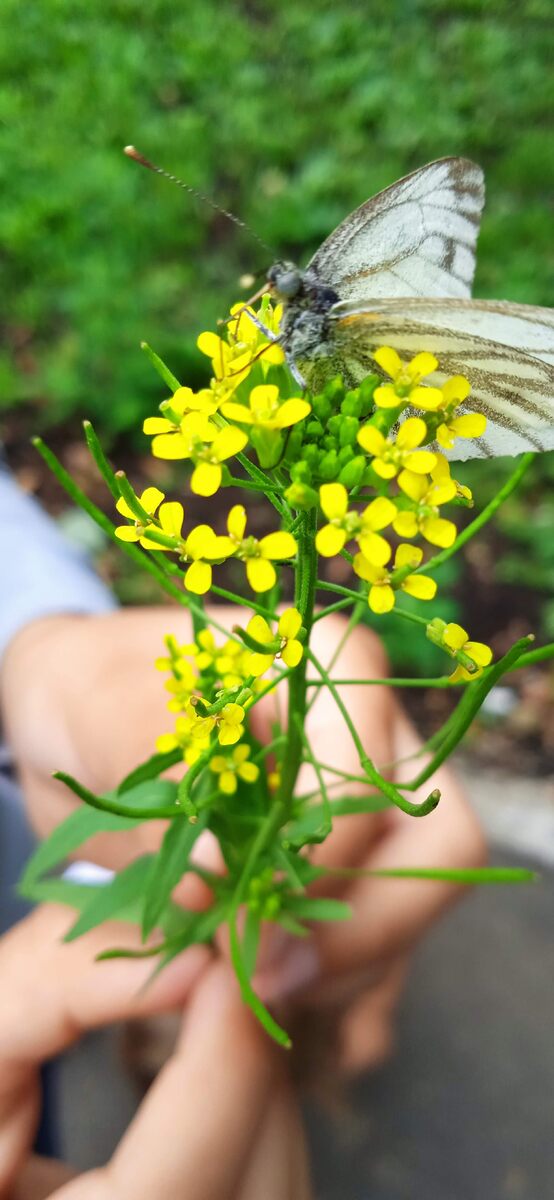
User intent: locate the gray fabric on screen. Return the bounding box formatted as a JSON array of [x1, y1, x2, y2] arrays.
[[0, 770, 34, 933], [0, 467, 116, 670]]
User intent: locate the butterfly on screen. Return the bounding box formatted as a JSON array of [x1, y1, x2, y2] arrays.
[[265, 158, 554, 459]]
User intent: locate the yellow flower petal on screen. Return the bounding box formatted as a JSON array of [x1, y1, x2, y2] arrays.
[[407, 352, 438, 380], [185, 560, 212, 594], [246, 557, 276, 592], [464, 640, 493, 667], [397, 469, 428, 502], [443, 622, 469, 651], [212, 426, 249, 461], [219, 770, 238, 794], [395, 542, 423, 569], [402, 573, 437, 600], [404, 450, 437, 474], [115, 526, 139, 542], [368, 583, 395, 613], [258, 532, 297, 560], [372, 459, 398, 480], [441, 375, 471, 405], [274, 398, 311, 428], [197, 331, 223, 359], [393, 512, 418, 539], [357, 425, 385, 456], [362, 495, 397, 530], [218, 724, 242, 746], [315, 524, 347, 557], [352, 552, 381, 584], [210, 755, 228, 773], [421, 516, 456, 548], [357, 530, 391, 567], [191, 461, 222, 497], [143, 416, 174, 434], [409, 386, 444, 411], [319, 482, 348, 520], [373, 346, 403, 378], [156, 733, 179, 753], [281, 639, 303, 668], [151, 433, 191, 460], [249, 651, 275, 676], [373, 385, 403, 409], [450, 413, 487, 439], [158, 501, 184, 539], [278, 608, 302, 640], [396, 417, 427, 449], [247, 614, 273, 644], [140, 487, 165, 514], [228, 504, 247, 541], [238, 761, 260, 783], [220, 401, 255, 424]]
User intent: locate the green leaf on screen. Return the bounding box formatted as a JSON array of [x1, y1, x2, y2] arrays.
[[20, 806, 144, 890], [229, 916, 291, 1048], [64, 856, 153, 942], [242, 909, 261, 980], [97, 902, 225, 965], [284, 896, 352, 922], [324, 865, 537, 885], [53, 771, 182, 819], [142, 811, 208, 940], [283, 794, 391, 849]]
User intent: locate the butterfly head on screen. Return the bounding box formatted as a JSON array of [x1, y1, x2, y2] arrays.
[[266, 261, 304, 300]]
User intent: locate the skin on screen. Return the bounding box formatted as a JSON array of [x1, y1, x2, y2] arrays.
[[1, 606, 486, 1077], [0, 906, 312, 1200]]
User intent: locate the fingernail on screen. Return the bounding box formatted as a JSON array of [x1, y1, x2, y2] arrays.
[[258, 941, 321, 1003]]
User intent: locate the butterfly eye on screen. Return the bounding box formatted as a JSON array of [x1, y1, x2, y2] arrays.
[[267, 262, 302, 299]]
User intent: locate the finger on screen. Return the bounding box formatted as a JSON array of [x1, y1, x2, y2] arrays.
[[85, 963, 278, 1200], [0, 905, 210, 1078], [311, 700, 486, 977], [239, 1078, 313, 1200]]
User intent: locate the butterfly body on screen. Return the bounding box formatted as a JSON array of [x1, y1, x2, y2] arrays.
[[266, 158, 554, 458]]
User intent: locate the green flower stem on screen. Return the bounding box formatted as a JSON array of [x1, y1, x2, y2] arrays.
[[53, 770, 187, 820], [403, 635, 534, 791], [316, 579, 367, 604], [517, 643, 554, 668], [416, 452, 535, 576], [312, 598, 354, 621], [390, 607, 429, 627], [115, 471, 154, 523], [306, 675, 461, 688], [141, 340, 181, 391], [277, 509, 318, 819], [83, 421, 121, 500], [307, 648, 440, 817], [225, 475, 283, 494], [210, 584, 277, 619]]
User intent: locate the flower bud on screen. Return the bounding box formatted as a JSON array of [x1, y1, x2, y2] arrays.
[[338, 455, 366, 488], [319, 449, 339, 480], [285, 481, 319, 510], [339, 415, 360, 447]]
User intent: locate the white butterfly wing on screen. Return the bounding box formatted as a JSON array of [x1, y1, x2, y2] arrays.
[[307, 158, 485, 302], [331, 298, 554, 458]]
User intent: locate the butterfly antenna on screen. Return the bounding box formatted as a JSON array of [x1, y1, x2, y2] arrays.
[[124, 145, 275, 258]]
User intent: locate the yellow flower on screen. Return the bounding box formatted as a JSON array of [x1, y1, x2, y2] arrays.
[[155, 639, 199, 712], [432, 453, 473, 504], [372, 347, 442, 409], [181, 630, 251, 688], [408, 373, 487, 448], [183, 524, 236, 595], [209, 743, 260, 795], [357, 417, 437, 479], [246, 608, 304, 677], [190, 426, 249, 497], [394, 469, 457, 548], [197, 330, 254, 389], [217, 702, 246, 746], [442, 622, 493, 682], [221, 384, 311, 431], [155, 711, 212, 765], [315, 483, 396, 566], [228, 300, 285, 365], [115, 487, 185, 550], [147, 409, 217, 459], [143, 387, 221, 444], [353, 543, 437, 614], [226, 505, 297, 593]]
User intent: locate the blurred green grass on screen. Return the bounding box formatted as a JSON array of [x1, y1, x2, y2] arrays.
[[1, 0, 553, 440]]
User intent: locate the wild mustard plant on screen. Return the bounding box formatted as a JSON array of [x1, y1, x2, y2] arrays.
[[27, 296, 549, 1045]]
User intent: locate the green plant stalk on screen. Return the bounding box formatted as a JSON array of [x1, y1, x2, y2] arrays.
[[403, 635, 534, 790], [417, 452, 535, 575], [277, 509, 318, 819], [307, 648, 440, 817], [53, 771, 186, 820]]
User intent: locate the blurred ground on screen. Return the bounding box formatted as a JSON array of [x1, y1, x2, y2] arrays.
[[50, 765, 554, 1198]]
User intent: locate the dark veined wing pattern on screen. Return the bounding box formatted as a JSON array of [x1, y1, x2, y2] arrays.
[[330, 298, 554, 459], [307, 158, 485, 302]]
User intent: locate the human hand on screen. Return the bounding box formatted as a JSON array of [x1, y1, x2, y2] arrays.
[[0, 905, 311, 1200], [1, 607, 485, 1075]]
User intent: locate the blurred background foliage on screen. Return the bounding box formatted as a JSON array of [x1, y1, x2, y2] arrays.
[[1, 0, 553, 700]]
